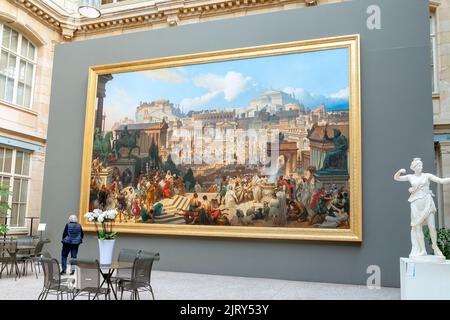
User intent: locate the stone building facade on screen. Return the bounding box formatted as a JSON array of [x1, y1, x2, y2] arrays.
[[1, 0, 447, 234], [431, 0, 450, 228], [0, 1, 62, 235]]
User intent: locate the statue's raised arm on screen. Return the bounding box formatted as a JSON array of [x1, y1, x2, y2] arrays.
[[394, 168, 409, 182]]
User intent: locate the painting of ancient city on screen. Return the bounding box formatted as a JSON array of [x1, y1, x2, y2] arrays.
[[89, 47, 351, 231]]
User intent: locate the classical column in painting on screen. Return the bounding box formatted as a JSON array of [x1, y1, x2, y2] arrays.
[[95, 74, 113, 134], [279, 143, 298, 175]]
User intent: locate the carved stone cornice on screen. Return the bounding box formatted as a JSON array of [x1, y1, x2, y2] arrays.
[[8, 0, 76, 29], [9, 0, 315, 40]]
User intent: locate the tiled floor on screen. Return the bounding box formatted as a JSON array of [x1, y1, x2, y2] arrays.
[[0, 265, 400, 300]]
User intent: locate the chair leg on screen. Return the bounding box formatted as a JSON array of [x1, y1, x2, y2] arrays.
[[33, 259, 38, 279], [150, 286, 155, 300], [43, 288, 49, 300], [120, 287, 124, 300], [0, 262, 7, 279], [14, 263, 20, 281], [37, 288, 44, 300]]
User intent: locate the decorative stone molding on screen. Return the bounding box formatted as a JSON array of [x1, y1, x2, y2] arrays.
[[305, 0, 318, 6], [429, 0, 441, 11], [60, 23, 77, 40], [9, 0, 318, 40], [9, 0, 63, 31], [166, 11, 181, 27]]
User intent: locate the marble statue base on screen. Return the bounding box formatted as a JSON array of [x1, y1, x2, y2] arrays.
[[409, 255, 446, 264], [400, 257, 450, 300]]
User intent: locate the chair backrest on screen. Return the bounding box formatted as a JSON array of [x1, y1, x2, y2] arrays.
[[40, 257, 61, 289], [131, 257, 154, 285], [33, 240, 49, 256], [118, 248, 141, 262], [116, 248, 141, 278], [138, 251, 160, 260], [74, 259, 102, 291], [137, 251, 159, 282]]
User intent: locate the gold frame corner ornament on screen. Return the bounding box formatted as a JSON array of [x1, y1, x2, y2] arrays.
[[78, 34, 362, 242]]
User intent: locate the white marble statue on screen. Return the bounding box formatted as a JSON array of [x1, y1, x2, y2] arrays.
[[394, 158, 449, 261]]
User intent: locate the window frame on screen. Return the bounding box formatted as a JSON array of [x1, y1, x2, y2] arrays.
[[0, 145, 32, 230], [430, 10, 439, 94], [0, 24, 37, 109]]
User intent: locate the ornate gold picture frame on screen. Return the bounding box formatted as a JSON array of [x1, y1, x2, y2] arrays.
[[79, 34, 361, 241]]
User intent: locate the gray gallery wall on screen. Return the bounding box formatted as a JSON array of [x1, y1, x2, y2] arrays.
[[41, 0, 433, 287]]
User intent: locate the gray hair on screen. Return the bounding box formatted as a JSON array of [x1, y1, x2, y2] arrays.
[[68, 215, 78, 223], [410, 158, 423, 171]]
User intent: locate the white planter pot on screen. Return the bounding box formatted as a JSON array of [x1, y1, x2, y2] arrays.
[[98, 239, 115, 266]]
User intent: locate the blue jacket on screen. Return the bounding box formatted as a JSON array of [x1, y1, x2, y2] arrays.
[[62, 222, 83, 245]]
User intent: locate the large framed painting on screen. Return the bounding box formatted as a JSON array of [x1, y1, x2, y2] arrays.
[[79, 34, 362, 241]]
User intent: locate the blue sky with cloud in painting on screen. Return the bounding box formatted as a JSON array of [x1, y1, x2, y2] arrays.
[[103, 47, 349, 130]]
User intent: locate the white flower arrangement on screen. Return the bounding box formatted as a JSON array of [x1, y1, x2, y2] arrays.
[[84, 209, 118, 240]]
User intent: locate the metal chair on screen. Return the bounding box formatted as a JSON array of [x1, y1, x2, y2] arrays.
[[72, 259, 109, 300], [117, 257, 155, 300], [29, 239, 51, 278], [0, 240, 21, 280], [38, 257, 74, 300], [0, 240, 12, 279], [15, 236, 35, 276], [110, 248, 141, 292]]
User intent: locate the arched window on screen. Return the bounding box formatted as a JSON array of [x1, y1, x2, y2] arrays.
[[0, 24, 37, 108]]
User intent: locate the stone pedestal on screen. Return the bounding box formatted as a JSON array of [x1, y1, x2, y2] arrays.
[[261, 183, 276, 200], [314, 172, 349, 190], [109, 158, 136, 177], [400, 257, 450, 300], [410, 255, 446, 263]]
